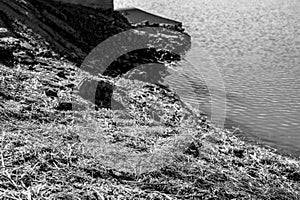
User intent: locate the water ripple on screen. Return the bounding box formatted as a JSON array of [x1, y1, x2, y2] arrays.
[[116, 0, 300, 156]]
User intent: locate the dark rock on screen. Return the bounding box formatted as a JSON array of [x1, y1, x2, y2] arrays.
[[232, 159, 245, 167], [0, 46, 14, 67], [55, 102, 72, 111], [233, 149, 245, 158], [64, 83, 75, 88], [56, 71, 67, 79], [0, 91, 13, 100], [95, 81, 114, 109], [45, 89, 58, 97], [287, 171, 300, 182], [184, 141, 202, 158]]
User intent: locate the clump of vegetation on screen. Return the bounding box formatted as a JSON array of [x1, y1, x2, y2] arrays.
[[0, 1, 300, 199]]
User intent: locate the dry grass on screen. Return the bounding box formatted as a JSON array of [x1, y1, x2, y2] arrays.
[[0, 2, 300, 199], [1, 113, 300, 199]]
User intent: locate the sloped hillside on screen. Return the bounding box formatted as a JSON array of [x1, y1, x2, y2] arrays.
[[0, 0, 130, 62], [1, 1, 300, 200]]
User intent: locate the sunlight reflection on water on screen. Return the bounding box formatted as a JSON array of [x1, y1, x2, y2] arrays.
[[115, 0, 300, 156]]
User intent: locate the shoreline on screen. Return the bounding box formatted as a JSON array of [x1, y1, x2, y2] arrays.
[[114, 6, 300, 158], [115, 0, 300, 165]]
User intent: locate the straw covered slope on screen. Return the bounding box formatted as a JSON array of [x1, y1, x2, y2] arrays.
[[0, 0, 300, 199]]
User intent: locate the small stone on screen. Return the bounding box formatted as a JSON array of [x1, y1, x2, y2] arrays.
[[185, 141, 201, 158], [64, 83, 75, 88], [55, 102, 72, 111], [233, 149, 245, 158], [57, 71, 67, 79], [45, 89, 58, 97], [0, 47, 14, 67]]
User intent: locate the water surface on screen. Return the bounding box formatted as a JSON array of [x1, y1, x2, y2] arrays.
[[115, 0, 300, 156]]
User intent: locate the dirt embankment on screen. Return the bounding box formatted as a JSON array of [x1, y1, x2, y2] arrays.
[[0, 0, 131, 62]]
